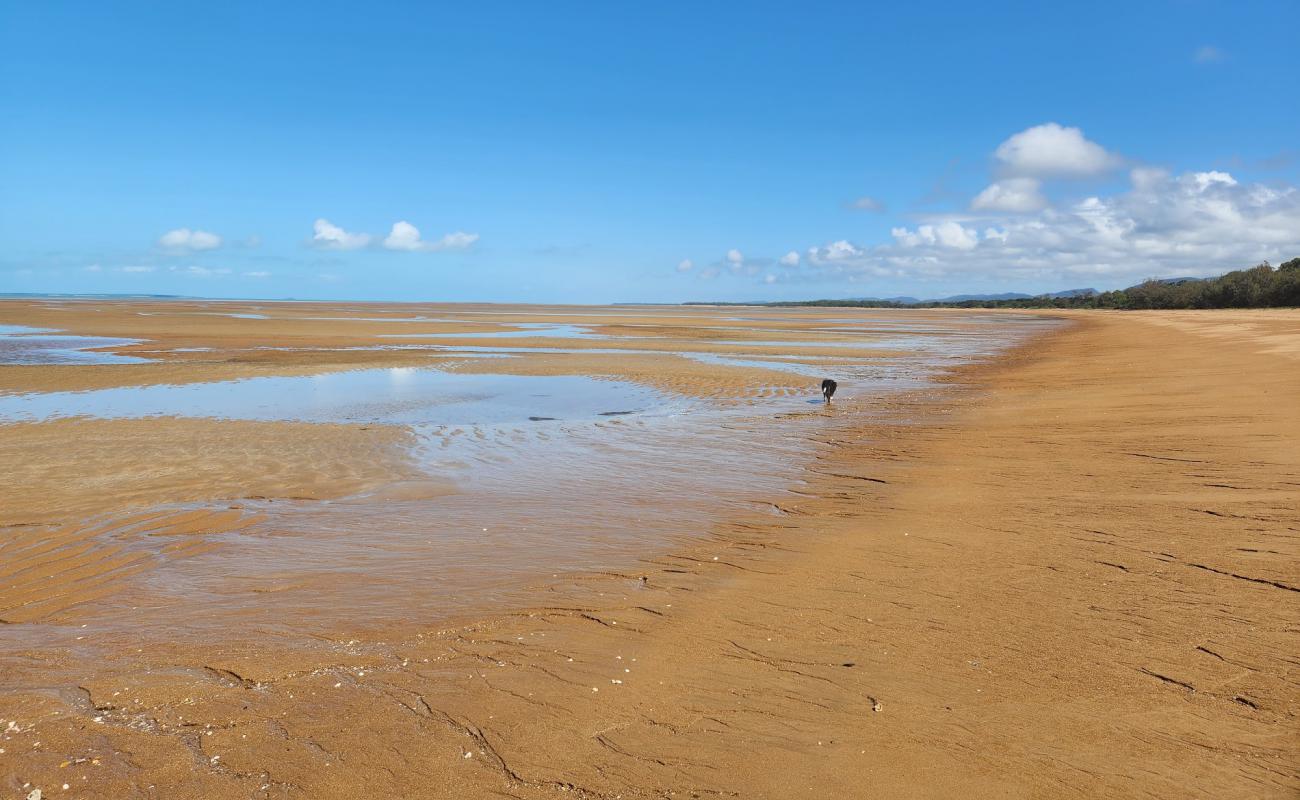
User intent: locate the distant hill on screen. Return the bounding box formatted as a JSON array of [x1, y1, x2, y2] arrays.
[[842, 295, 921, 304], [688, 288, 1099, 306], [791, 288, 1097, 304], [689, 258, 1299, 310], [936, 292, 1032, 302], [1043, 288, 1098, 299]]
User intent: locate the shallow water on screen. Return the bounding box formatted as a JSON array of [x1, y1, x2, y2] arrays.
[[382, 322, 603, 339], [0, 308, 1058, 646], [0, 368, 674, 425], [84, 404, 820, 636], [0, 324, 149, 365]]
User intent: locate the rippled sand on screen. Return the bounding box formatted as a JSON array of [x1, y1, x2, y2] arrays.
[[1, 301, 1042, 642], [2, 302, 1294, 798]]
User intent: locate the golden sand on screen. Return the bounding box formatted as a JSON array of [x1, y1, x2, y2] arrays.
[[1, 302, 1296, 798]]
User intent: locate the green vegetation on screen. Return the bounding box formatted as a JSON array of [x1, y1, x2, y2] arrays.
[[759, 258, 1300, 310]]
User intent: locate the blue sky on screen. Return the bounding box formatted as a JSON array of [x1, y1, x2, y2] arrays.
[[2, 1, 1297, 302]]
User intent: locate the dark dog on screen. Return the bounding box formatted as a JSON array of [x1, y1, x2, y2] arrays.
[[821, 378, 837, 403]]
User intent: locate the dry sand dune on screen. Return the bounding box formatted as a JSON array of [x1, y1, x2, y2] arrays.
[[1, 304, 1296, 798]]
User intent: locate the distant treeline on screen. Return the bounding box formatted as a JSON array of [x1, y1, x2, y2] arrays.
[[739, 258, 1300, 310]]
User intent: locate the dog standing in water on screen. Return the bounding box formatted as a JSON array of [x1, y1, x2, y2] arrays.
[[821, 378, 838, 403]]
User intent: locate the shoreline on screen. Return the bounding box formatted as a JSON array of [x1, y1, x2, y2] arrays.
[[2, 310, 1297, 798], [1, 303, 1036, 644]]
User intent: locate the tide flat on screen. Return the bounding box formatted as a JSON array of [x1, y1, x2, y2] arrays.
[[3, 302, 1291, 798]]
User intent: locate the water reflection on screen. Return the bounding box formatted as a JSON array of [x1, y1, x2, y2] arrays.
[[0, 369, 676, 425], [0, 324, 148, 365]]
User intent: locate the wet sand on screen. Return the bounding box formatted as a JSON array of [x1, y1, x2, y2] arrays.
[[2, 303, 1297, 798], [4, 301, 1017, 639]]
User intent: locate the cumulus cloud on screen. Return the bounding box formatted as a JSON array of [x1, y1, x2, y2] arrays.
[[676, 258, 694, 272], [1185, 170, 1236, 190], [890, 221, 979, 250], [971, 177, 1047, 212], [383, 221, 428, 251], [243, 270, 271, 278], [312, 218, 371, 250], [966, 124, 1120, 215], [158, 228, 222, 251], [849, 196, 885, 212], [993, 123, 1121, 178], [789, 169, 1300, 287], [807, 240, 866, 263], [310, 219, 478, 252], [383, 221, 479, 252], [672, 122, 1298, 291]]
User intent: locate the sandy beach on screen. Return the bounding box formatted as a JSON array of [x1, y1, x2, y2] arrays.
[[8, 3, 1299, 796], [1, 303, 1296, 798]]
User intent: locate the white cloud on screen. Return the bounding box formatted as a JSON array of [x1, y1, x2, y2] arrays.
[[890, 221, 979, 250], [84, 264, 102, 272], [763, 274, 777, 284], [850, 196, 885, 212], [1194, 45, 1225, 63], [726, 248, 744, 264], [120, 265, 155, 273], [243, 270, 271, 278], [173, 266, 232, 277], [383, 221, 424, 251], [994, 123, 1121, 178], [312, 218, 371, 250], [435, 231, 479, 249], [971, 177, 1047, 212], [787, 168, 1300, 287], [808, 240, 866, 263], [1186, 170, 1237, 191], [383, 221, 479, 252], [779, 250, 800, 267], [676, 258, 694, 272], [158, 228, 222, 251], [805, 240, 896, 279]]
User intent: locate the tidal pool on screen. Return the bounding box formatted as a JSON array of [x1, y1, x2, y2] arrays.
[[0, 368, 676, 425], [0, 324, 148, 365], [381, 322, 603, 339], [0, 309, 1062, 643]]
